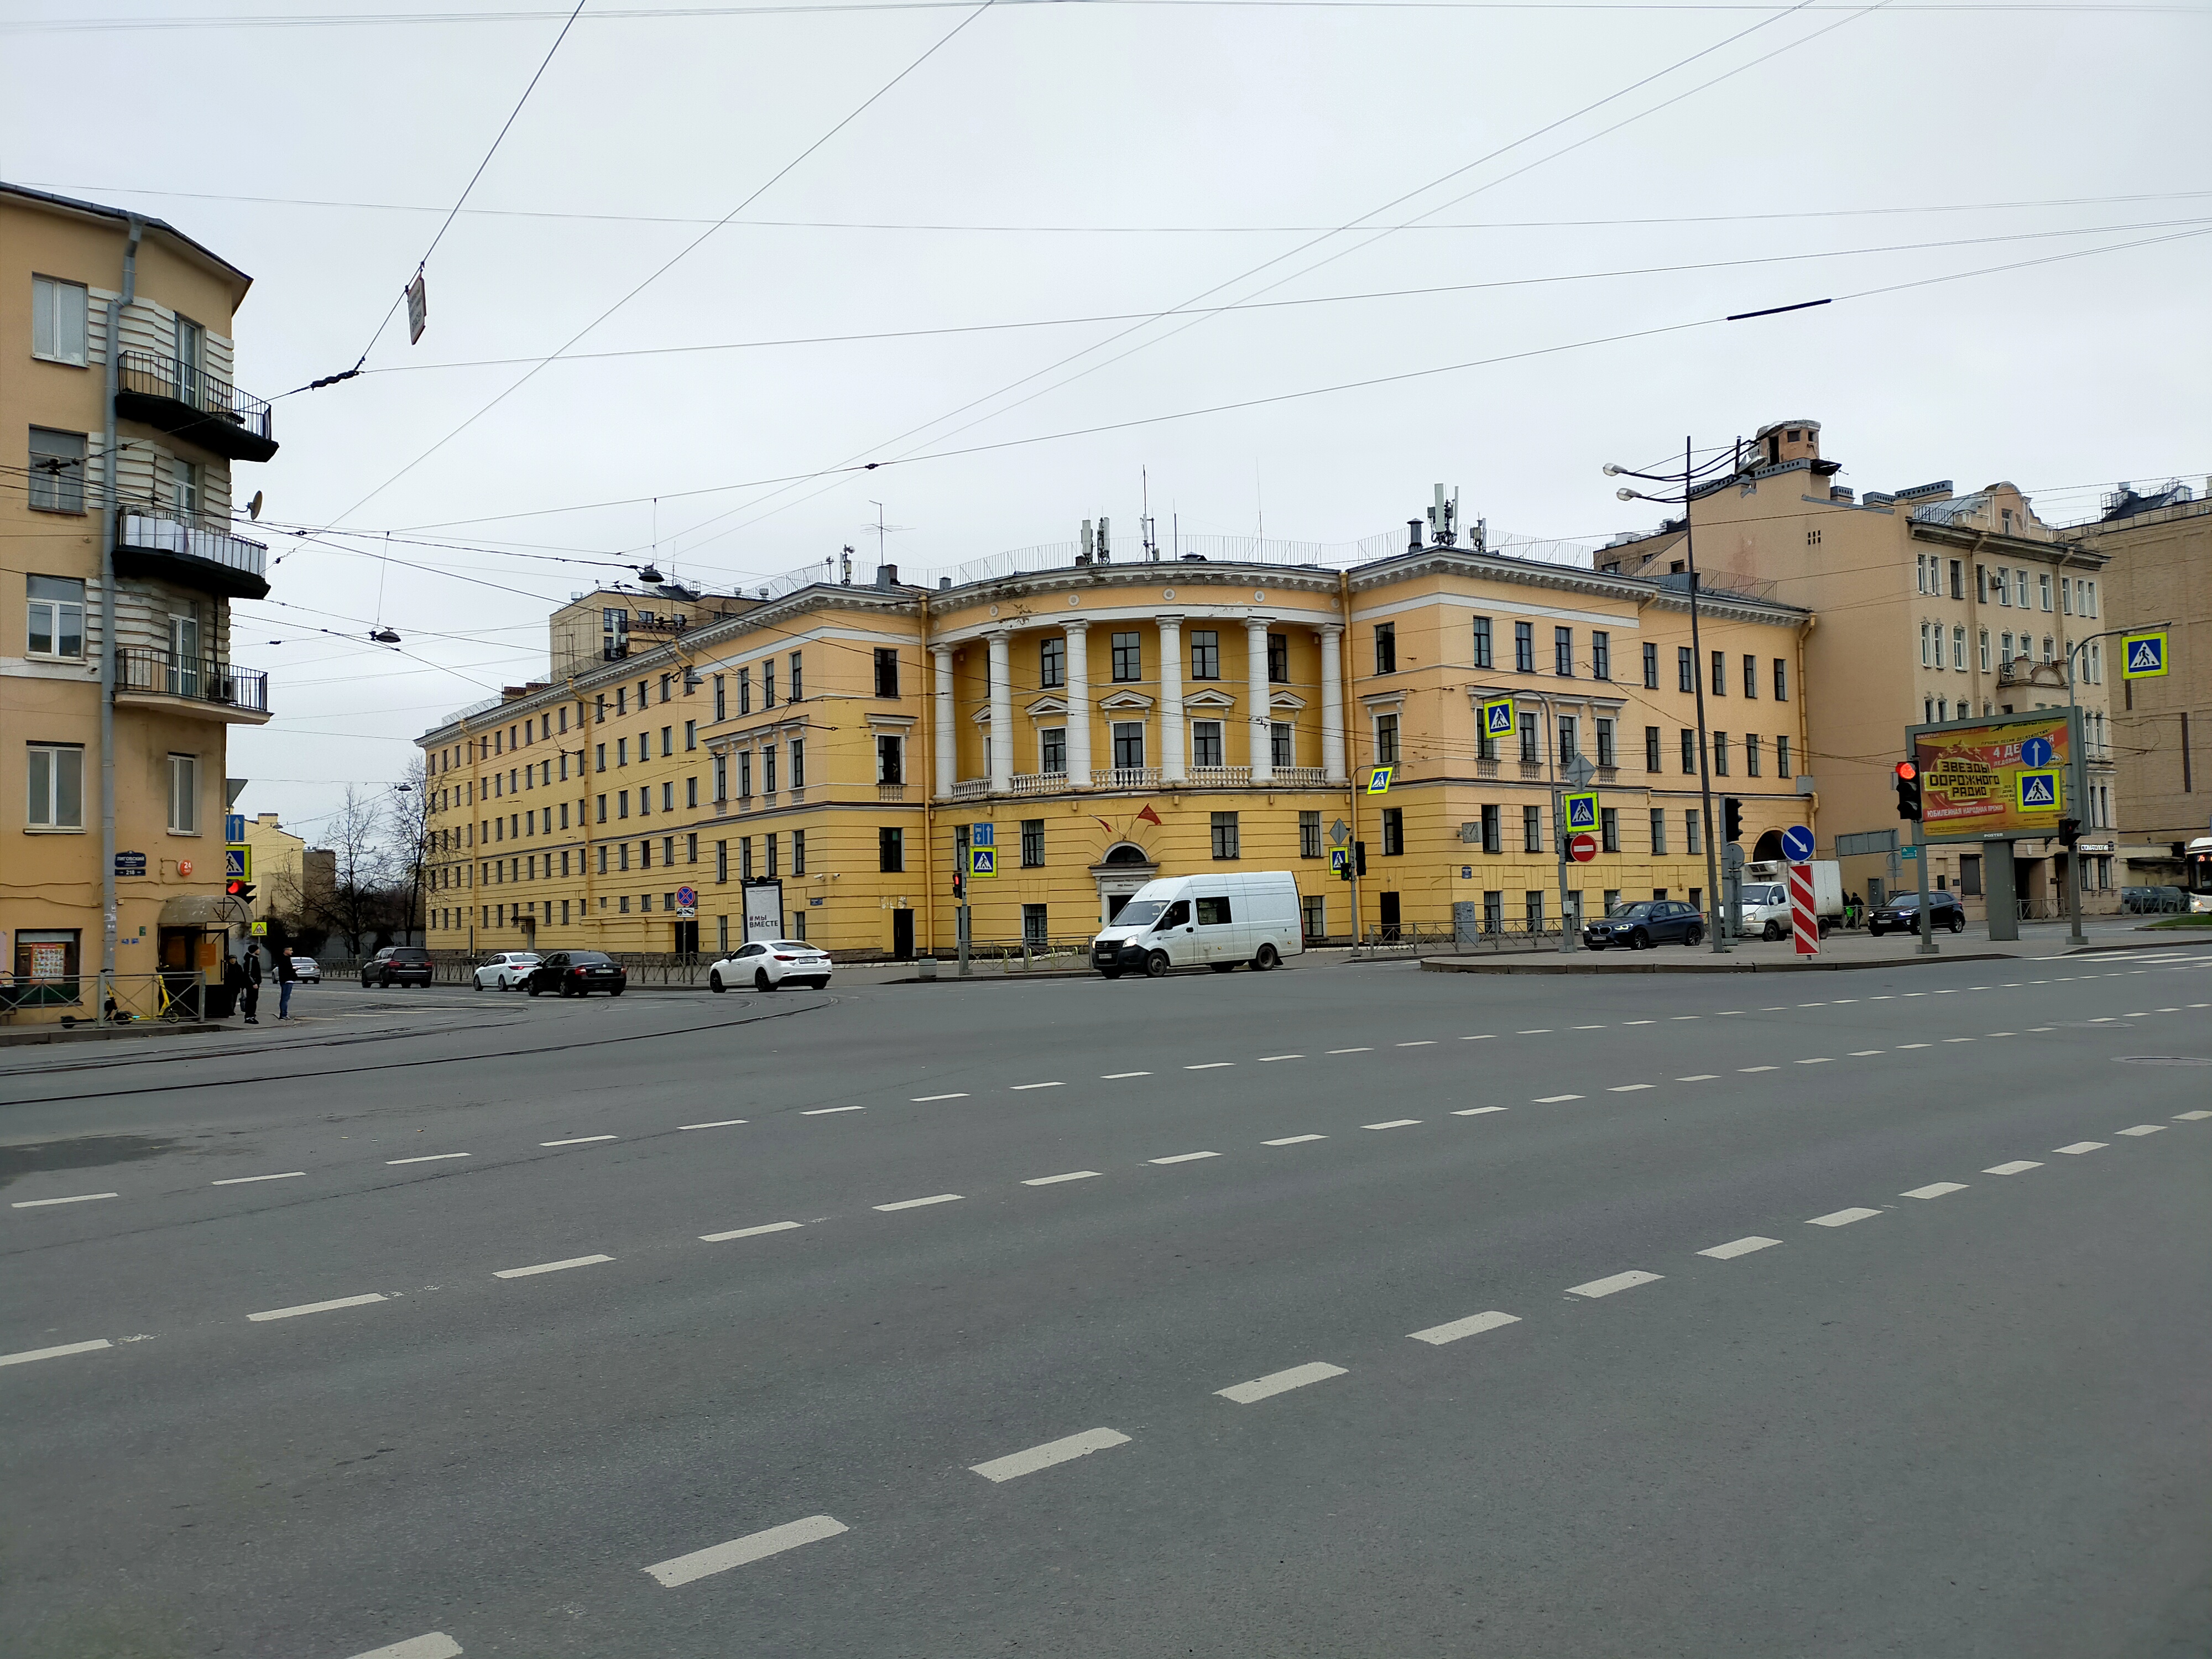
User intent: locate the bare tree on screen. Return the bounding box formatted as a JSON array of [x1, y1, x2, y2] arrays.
[[308, 786, 395, 956], [385, 758, 430, 947]]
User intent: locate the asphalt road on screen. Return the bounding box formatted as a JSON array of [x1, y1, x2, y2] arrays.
[[4, 946, 2210, 1659]]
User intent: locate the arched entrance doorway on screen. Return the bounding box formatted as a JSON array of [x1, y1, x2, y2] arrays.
[[1752, 828, 1786, 864], [1089, 842, 1157, 924]]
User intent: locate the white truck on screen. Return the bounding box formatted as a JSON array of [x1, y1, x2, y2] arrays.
[[1090, 871, 1305, 978], [1736, 859, 1842, 940]]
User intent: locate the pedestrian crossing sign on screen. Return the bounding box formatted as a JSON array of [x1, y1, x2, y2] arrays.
[[2120, 630, 2168, 679], [1563, 791, 1599, 832], [1479, 696, 1515, 740], [969, 846, 997, 877], [1366, 766, 1393, 795], [225, 844, 251, 880], [1329, 847, 1351, 872], [2015, 769, 2059, 812]]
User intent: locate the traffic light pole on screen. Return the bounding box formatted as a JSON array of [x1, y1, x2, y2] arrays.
[[1913, 814, 1938, 956]]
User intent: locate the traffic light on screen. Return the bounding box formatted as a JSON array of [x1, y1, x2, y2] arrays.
[[2056, 816, 2081, 848], [1339, 856, 1353, 881], [1721, 797, 1744, 842], [1893, 760, 1922, 821], [225, 879, 255, 902], [951, 869, 966, 902], [1354, 840, 1368, 877]]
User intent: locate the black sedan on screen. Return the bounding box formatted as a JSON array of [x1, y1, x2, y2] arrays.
[[1867, 892, 1966, 936], [524, 950, 628, 997], [1583, 899, 1704, 950]]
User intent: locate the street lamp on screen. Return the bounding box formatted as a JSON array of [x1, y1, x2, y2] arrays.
[[1602, 438, 1746, 955]]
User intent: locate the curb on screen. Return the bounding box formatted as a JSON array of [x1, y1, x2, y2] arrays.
[[0, 1020, 227, 1048], [1418, 952, 2020, 975]]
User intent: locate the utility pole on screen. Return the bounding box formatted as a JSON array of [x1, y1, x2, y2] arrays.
[[2064, 621, 2168, 947]]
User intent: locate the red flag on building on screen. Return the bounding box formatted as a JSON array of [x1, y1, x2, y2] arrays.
[[1136, 804, 1162, 826], [1095, 817, 1117, 835]]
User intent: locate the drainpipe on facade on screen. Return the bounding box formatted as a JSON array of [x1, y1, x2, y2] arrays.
[[98, 217, 143, 999], [919, 588, 936, 959]]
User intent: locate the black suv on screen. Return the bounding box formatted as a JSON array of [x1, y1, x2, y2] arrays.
[[1867, 892, 1966, 937], [1584, 899, 1704, 950], [362, 946, 434, 987]]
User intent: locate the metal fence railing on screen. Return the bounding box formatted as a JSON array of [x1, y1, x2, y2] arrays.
[[116, 647, 269, 712], [1358, 923, 1569, 957]]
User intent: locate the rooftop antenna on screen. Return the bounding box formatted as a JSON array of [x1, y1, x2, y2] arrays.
[[1427, 483, 1459, 548], [840, 545, 854, 586], [1097, 515, 1112, 564], [1142, 468, 1159, 561]]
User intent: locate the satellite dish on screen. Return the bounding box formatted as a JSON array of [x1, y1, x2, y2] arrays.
[[371, 627, 401, 644], [248, 491, 264, 520]]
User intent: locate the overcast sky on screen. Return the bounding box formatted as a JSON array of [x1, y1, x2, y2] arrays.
[[6, 0, 2207, 842]]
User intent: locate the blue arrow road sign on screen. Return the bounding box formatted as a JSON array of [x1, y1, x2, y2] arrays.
[[2020, 735, 2054, 769], [1781, 825, 1815, 863], [971, 822, 994, 847]]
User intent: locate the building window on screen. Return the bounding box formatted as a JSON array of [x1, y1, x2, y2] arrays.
[[1953, 626, 1967, 670], [1775, 736, 1790, 777], [1745, 734, 1761, 776], [168, 753, 199, 833], [1921, 621, 1933, 666], [1644, 725, 1662, 772], [661, 781, 674, 812], [685, 719, 697, 750], [1190, 630, 1220, 680], [1480, 804, 1501, 854], [714, 675, 726, 721], [1924, 696, 1936, 723], [1267, 632, 1288, 683], [790, 829, 806, 875], [1686, 809, 1703, 855], [877, 734, 904, 785], [1523, 804, 1542, 853], [1712, 732, 1728, 777], [1037, 638, 1062, 690], [1678, 646, 1695, 693], [1525, 890, 1546, 932], [617, 792, 629, 820], [1111, 632, 1141, 682], [716, 839, 728, 883], [761, 660, 776, 708], [1112, 722, 1145, 769], [788, 651, 802, 701], [1592, 631, 1611, 681], [1483, 890, 1504, 935], [1642, 640, 1659, 689], [1710, 650, 1725, 693], [1515, 622, 1535, 674], [1021, 818, 1045, 867], [1557, 716, 1578, 763], [737, 668, 752, 714], [736, 751, 753, 797], [1271, 722, 1293, 769], [32, 275, 90, 365], [1299, 810, 1323, 859], [1649, 808, 1667, 855], [1740, 654, 1756, 698], [1041, 727, 1067, 776], [1472, 617, 1494, 670], [1192, 720, 1225, 768], [1518, 713, 1538, 766], [1302, 895, 1327, 941], [1373, 623, 1396, 675], [1681, 729, 1697, 774], [1022, 904, 1049, 948], [1375, 713, 1399, 766], [1380, 807, 1404, 856], [26, 743, 84, 829], [872, 826, 901, 872], [27, 427, 86, 514], [1211, 811, 1240, 859], [1554, 627, 1574, 677], [1590, 717, 1615, 770], [1600, 806, 1620, 853], [763, 833, 776, 878], [26, 575, 85, 659]]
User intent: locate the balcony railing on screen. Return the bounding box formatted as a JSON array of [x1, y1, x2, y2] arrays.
[[116, 504, 270, 599], [1093, 766, 1161, 790], [116, 647, 269, 713], [1476, 757, 1501, 779], [1187, 765, 1251, 787], [1008, 772, 1062, 796], [115, 349, 278, 462], [951, 778, 992, 801], [1270, 766, 1328, 788]]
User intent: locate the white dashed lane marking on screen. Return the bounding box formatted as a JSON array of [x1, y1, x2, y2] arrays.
[[2178, 1110, 2212, 1121], [644, 1515, 848, 1588], [2116, 1125, 2166, 1137], [494, 1254, 613, 1278], [1807, 1208, 1881, 1227], [1363, 1119, 1421, 1130], [12, 1192, 118, 1208], [1185, 1063, 1235, 1071], [1533, 1093, 1584, 1103], [679, 1119, 746, 1131], [2053, 1142, 2106, 1155], [388, 1153, 472, 1165], [910, 1094, 967, 1103], [1258, 1055, 1303, 1062], [1010, 1082, 1064, 1091], [1099, 1071, 1150, 1079], [346, 1634, 463, 1659], [1327, 1047, 1373, 1055], [1566, 1270, 1662, 1299], [1698, 1237, 1782, 1260], [1985, 1160, 2043, 1175], [212, 1171, 306, 1185], [1216, 1362, 1347, 1404], [1609, 1084, 1654, 1093], [248, 1292, 387, 1323], [1902, 1182, 1969, 1199], [1264, 1134, 1327, 1146], [700, 1221, 802, 1242], [540, 1135, 616, 1146], [1453, 1106, 1509, 1117], [970, 1427, 1131, 1483], [1408, 1311, 1520, 1345], [1150, 1151, 1219, 1165], [1398, 1040, 1438, 1047], [0, 1338, 112, 1368], [1023, 1171, 1102, 1186], [801, 1107, 863, 1116], [873, 1193, 963, 1211], [1677, 1074, 1718, 1082]]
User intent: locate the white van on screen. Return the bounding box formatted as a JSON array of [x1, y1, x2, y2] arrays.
[[1091, 871, 1305, 978]]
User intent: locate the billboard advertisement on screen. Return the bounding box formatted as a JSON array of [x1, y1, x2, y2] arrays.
[[743, 878, 785, 942], [1908, 710, 2075, 843]]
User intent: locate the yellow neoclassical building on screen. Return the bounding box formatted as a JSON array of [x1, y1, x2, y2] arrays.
[[419, 523, 1814, 959], [3, 184, 278, 1021]]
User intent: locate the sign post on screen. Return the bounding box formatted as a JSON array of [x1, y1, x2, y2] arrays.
[[1782, 825, 1819, 956]]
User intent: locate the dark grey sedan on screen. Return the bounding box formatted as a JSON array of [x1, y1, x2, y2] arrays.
[[1583, 899, 1704, 950], [1867, 893, 1965, 936]]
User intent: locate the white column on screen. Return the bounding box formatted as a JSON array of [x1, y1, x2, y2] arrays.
[[1157, 614, 1185, 784], [1065, 622, 1092, 788], [1246, 616, 1275, 785], [988, 629, 1013, 795], [1319, 623, 1346, 784], [932, 646, 955, 798]]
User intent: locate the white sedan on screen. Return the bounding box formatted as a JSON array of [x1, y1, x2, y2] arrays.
[[707, 940, 833, 993], [473, 951, 541, 991]]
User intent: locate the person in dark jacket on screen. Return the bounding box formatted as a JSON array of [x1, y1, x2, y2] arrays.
[[276, 947, 299, 1020], [222, 951, 249, 1021], [240, 946, 263, 1024]]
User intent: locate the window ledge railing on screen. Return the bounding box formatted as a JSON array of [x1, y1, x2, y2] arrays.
[[950, 778, 992, 801], [1092, 766, 1161, 790], [1476, 757, 1501, 779], [1518, 760, 1546, 779], [877, 783, 905, 801]]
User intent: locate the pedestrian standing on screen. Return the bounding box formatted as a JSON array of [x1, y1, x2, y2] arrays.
[[222, 951, 249, 1021], [276, 946, 299, 1020], [241, 946, 263, 1024]]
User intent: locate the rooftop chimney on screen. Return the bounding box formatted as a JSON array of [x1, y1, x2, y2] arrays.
[[874, 565, 899, 589]]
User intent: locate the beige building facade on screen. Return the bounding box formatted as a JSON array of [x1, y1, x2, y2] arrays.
[[419, 530, 1811, 961], [3, 184, 278, 1021], [1601, 419, 2121, 917]]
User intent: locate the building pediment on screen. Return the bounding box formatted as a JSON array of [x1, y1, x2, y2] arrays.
[[1098, 688, 1156, 712], [1025, 695, 1070, 718], [1183, 686, 1237, 710], [1269, 690, 1307, 712]]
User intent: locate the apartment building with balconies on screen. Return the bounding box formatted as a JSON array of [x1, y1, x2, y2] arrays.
[[3, 183, 277, 1019], [1599, 418, 2121, 917], [418, 518, 1810, 959]]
